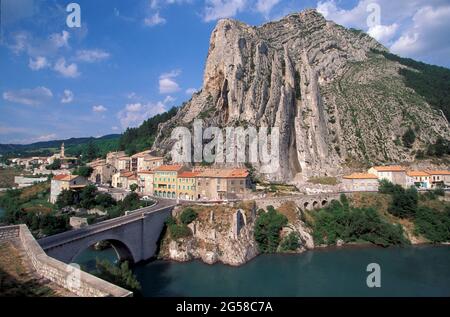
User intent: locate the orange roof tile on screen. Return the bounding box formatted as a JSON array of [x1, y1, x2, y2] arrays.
[[120, 171, 135, 177], [178, 171, 200, 178], [407, 171, 430, 177], [372, 165, 406, 172], [197, 168, 249, 178], [155, 165, 184, 172], [53, 174, 69, 181], [425, 170, 450, 175], [138, 170, 155, 175], [343, 173, 378, 180]]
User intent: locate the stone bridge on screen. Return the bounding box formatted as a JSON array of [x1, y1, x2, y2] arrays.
[[38, 199, 176, 264], [254, 192, 343, 211]]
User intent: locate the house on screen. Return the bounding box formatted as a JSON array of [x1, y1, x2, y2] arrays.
[[117, 156, 131, 171], [177, 171, 199, 201], [406, 171, 431, 189], [50, 174, 88, 204], [425, 170, 450, 188], [130, 150, 164, 171], [153, 165, 186, 199], [342, 173, 379, 192], [87, 159, 117, 185], [137, 170, 155, 195], [368, 165, 407, 186], [195, 168, 250, 200], [106, 151, 126, 170], [111, 171, 136, 190]]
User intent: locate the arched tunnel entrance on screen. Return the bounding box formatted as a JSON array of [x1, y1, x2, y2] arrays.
[[71, 239, 135, 272]]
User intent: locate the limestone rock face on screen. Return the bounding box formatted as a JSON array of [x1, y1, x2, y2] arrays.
[[153, 9, 450, 181]]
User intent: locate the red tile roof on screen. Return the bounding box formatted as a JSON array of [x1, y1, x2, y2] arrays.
[[372, 165, 406, 172], [343, 173, 378, 180], [155, 165, 184, 172], [178, 171, 200, 178]]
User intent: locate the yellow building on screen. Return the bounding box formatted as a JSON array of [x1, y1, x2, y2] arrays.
[[153, 165, 185, 199], [177, 171, 199, 200]]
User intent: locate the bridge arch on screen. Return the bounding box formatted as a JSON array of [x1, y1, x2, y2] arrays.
[[312, 201, 319, 209], [321, 199, 328, 206], [70, 237, 137, 265]]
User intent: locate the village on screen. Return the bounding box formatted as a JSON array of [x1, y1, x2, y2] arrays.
[[4, 143, 449, 206]]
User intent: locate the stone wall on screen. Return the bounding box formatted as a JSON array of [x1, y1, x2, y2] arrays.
[[0, 224, 132, 297]]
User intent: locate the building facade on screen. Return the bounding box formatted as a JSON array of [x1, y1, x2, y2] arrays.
[[50, 174, 88, 204], [342, 173, 379, 192], [368, 166, 407, 186]]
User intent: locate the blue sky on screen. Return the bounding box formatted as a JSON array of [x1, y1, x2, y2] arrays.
[[1, 0, 449, 144]]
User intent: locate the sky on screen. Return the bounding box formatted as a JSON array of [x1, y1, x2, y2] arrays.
[[1, 0, 449, 144]]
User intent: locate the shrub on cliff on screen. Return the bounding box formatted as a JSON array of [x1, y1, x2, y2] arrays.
[[254, 206, 288, 253], [414, 206, 450, 243], [95, 259, 141, 295], [279, 232, 300, 252], [180, 208, 198, 225], [388, 187, 418, 218], [312, 201, 408, 247], [168, 223, 191, 240]]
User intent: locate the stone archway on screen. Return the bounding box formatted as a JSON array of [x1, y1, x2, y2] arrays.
[[303, 201, 309, 210], [321, 200, 328, 206], [312, 201, 319, 209], [71, 239, 136, 264]]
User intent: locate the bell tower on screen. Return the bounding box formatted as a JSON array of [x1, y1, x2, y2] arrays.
[[61, 142, 65, 158]]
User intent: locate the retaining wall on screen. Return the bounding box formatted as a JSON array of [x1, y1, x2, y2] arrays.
[[0, 225, 132, 297]]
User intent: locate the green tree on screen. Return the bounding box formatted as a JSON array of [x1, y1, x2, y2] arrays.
[[79, 184, 98, 209], [402, 128, 416, 148], [85, 141, 99, 162], [95, 259, 141, 295], [254, 206, 288, 253], [388, 187, 418, 218], [56, 189, 75, 208], [280, 232, 300, 251], [129, 183, 138, 192], [46, 159, 61, 170], [73, 166, 94, 177], [120, 192, 141, 211], [180, 207, 198, 225], [95, 193, 116, 208]]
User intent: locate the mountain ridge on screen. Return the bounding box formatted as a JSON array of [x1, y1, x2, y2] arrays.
[[150, 9, 450, 182]]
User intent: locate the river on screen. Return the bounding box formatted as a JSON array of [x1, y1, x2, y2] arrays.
[[0, 207, 4, 219], [74, 245, 450, 297]]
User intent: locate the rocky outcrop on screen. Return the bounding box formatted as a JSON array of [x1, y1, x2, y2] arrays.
[[159, 201, 314, 266], [160, 203, 259, 266], [153, 9, 450, 182]]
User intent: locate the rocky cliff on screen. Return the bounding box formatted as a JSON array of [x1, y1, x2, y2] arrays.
[[153, 9, 450, 182], [159, 201, 314, 266]]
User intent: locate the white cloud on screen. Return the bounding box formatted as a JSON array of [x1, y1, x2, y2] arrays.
[[203, 0, 247, 22], [35, 134, 57, 142], [159, 69, 181, 94], [144, 12, 167, 26], [117, 102, 167, 129], [117, 95, 174, 129], [28, 56, 50, 70], [256, 0, 280, 16], [75, 49, 111, 62], [316, 0, 450, 67], [391, 5, 450, 58], [368, 23, 399, 43], [49, 30, 70, 49], [61, 89, 74, 103], [93, 105, 107, 113], [54, 58, 80, 78], [3, 86, 53, 106], [185, 87, 198, 95], [112, 126, 120, 131]]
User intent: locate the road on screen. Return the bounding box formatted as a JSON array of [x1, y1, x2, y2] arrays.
[[38, 198, 176, 250]]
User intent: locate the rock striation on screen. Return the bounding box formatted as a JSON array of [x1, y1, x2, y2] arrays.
[[153, 9, 450, 182]]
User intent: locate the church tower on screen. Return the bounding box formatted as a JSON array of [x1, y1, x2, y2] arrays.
[[61, 142, 65, 158]]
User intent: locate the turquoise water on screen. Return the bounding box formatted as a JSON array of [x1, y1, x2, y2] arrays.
[[74, 245, 450, 297], [0, 207, 5, 218]]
